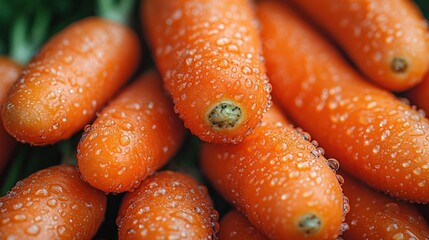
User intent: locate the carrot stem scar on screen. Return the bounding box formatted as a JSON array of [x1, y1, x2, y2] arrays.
[[391, 58, 408, 73], [298, 213, 321, 236], [207, 101, 242, 129]]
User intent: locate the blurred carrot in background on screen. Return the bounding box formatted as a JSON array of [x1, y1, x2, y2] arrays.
[[218, 210, 268, 240], [0, 57, 22, 171]]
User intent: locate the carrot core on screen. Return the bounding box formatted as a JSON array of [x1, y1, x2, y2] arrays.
[[207, 101, 242, 129], [391, 57, 408, 73], [298, 213, 321, 235]]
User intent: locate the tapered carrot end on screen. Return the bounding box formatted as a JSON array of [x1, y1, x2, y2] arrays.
[[207, 100, 243, 130], [391, 57, 408, 74], [298, 213, 322, 236]]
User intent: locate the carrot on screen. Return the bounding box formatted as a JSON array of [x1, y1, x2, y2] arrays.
[[0, 164, 106, 239], [117, 170, 219, 239], [141, 0, 271, 143], [1, 15, 140, 146], [288, 0, 429, 91], [406, 72, 429, 115], [0, 57, 22, 169], [77, 71, 186, 193], [218, 210, 268, 240], [341, 172, 429, 239], [200, 105, 347, 239], [258, 1, 429, 203]]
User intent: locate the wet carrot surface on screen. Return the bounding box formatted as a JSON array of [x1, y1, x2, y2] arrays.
[[0, 57, 22, 169], [258, 1, 429, 203], [142, 0, 271, 143], [341, 172, 429, 239], [289, 0, 429, 91], [117, 170, 218, 239], [77, 71, 186, 193], [1, 17, 140, 146], [201, 106, 346, 239], [0, 164, 106, 239], [218, 210, 268, 240]]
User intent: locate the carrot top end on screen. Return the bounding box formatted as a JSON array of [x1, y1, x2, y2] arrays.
[[207, 100, 243, 130]]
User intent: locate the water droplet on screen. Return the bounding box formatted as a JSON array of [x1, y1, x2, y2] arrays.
[[216, 37, 230, 46], [13, 203, 23, 210], [35, 188, 48, 197], [25, 224, 41, 235], [185, 58, 193, 65], [47, 198, 58, 207], [118, 167, 127, 175], [120, 136, 130, 146], [14, 213, 27, 221], [57, 225, 66, 235], [52, 122, 59, 130]]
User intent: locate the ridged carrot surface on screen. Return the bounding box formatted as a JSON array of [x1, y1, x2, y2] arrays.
[[0, 164, 106, 239], [117, 171, 219, 239], [77, 71, 186, 193], [258, 1, 429, 202], [1, 17, 140, 145], [0, 57, 22, 169], [141, 0, 271, 143], [289, 0, 429, 91], [218, 210, 268, 240], [341, 172, 429, 239], [200, 106, 346, 239]]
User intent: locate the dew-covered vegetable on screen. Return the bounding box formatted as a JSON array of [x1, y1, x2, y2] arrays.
[[141, 0, 272, 144], [200, 106, 347, 239], [1, 16, 140, 146], [341, 172, 429, 239], [289, 0, 429, 91], [0, 164, 106, 239], [77, 71, 186, 194], [258, 0, 429, 203], [117, 170, 219, 239]]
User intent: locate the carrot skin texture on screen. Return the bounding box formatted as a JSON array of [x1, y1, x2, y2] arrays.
[[142, 0, 271, 143], [406, 72, 429, 114], [258, 1, 429, 203], [1, 17, 140, 145], [218, 210, 268, 240], [0, 164, 107, 239], [0, 57, 22, 169], [117, 171, 219, 239], [341, 172, 429, 239], [200, 106, 345, 240], [77, 71, 186, 193], [289, 0, 429, 91]]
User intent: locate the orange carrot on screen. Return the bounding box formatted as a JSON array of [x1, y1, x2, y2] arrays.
[[0, 57, 22, 169], [406, 72, 429, 115], [219, 210, 268, 240], [117, 170, 219, 239], [0, 164, 106, 239], [1, 17, 140, 145], [341, 172, 429, 239], [141, 0, 271, 143], [200, 105, 346, 239], [258, 1, 429, 202], [289, 0, 429, 91], [77, 71, 186, 193]]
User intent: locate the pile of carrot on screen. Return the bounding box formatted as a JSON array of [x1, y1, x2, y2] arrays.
[[1, 0, 429, 239]]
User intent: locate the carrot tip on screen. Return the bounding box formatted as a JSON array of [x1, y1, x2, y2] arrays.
[[391, 57, 408, 73], [298, 213, 321, 236], [207, 100, 242, 129]]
